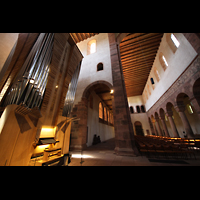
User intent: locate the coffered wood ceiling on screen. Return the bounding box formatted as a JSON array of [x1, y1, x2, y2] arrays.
[[119, 33, 163, 97]]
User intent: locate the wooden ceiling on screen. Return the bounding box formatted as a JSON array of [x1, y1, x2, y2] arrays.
[[70, 33, 99, 43], [119, 33, 163, 97], [95, 86, 113, 111], [70, 33, 163, 100]]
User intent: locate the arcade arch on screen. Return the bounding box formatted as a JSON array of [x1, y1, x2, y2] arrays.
[[70, 80, 115, 149]]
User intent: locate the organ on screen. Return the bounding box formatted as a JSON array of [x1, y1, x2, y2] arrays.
[[0, 33, 83, 166]]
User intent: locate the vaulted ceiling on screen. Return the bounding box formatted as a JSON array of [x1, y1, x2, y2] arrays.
[[119, 33, 163, 97]]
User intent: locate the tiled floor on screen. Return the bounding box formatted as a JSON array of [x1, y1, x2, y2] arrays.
[[68, 138, 200, 166]]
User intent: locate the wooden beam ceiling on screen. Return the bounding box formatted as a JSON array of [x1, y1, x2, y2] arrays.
[[119, 33, 163, 97], [70, 33, 99, 43]]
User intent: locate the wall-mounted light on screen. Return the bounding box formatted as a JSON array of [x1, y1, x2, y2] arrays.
[[110, 89, 114, 94], [56, 85, 58, 88], [40, 126, 57, 138]]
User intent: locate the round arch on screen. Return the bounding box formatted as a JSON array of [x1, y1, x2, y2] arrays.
[[176, 92, 190, 108], [134, 121, 144, 136], [82, 80, 113, 99], [193, 77, 200, 107]]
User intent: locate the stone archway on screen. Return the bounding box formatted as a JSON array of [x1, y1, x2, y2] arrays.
[[70, 80, 113, 151], [134, 121, 144, 136]]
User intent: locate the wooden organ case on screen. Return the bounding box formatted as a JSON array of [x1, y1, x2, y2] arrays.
[[0, 33, 83, 166]]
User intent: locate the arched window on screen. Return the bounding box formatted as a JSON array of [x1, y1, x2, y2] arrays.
[[154, 67, 160, 82], [130, 106, 134, 114], [147, 84, 151, 96], [159, 52, 168, 71], [145, 90, 148, 100], [99, 102, 103, 119], [141, 105, 146, 113], [104, 107, 107, 121], [171, 33, 180, 48], [136, 105, 141, 113], [107, 110, 110, 122], [110, 113, 112, 124], [97, 63, 103, 71], [150, 77, 155, 90], [87, 39, 96, 55], [110, 114, 113, 124], [166, 33, 180, 53]]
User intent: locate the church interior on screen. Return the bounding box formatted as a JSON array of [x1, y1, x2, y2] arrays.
[[0, 33, 200, 166]]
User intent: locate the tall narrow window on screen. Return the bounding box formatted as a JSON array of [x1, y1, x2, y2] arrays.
[[162, 55, 168, 67], [87, 39, 96, 55], [166, 33, 180, 53], [154, 67, 160, 82], [99, 102, 103, 119], [141, 105, 146, 113], [171, 34, 180, 48], [107, 110, 110, 122], [147, 84, 151, 95], [159, 52, 168, 71], [130, 106, 134, 113], [136, 105, 141, 113], [104, 107, 107, 121]]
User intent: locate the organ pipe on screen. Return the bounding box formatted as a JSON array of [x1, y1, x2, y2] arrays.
[[62, 61, 81, 117], [2, 33, 54, 109]]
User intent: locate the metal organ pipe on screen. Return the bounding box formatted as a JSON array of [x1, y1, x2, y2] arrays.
[[2, 33, 54, 109], [62, 61, 81, 117]]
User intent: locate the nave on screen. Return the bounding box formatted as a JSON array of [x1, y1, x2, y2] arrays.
[[68, 137, 200, 166]]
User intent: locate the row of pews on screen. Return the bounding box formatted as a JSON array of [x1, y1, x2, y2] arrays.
[[135, 135, 200, 159]]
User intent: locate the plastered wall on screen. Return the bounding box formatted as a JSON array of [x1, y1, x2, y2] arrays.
[[143, 33, 198, 111], [87, 91, 114, 146], [128, 95, 151, 136], [74, 33, 113, 105]]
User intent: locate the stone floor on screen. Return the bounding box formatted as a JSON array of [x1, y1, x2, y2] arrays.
[[68, 138, 200, 166]]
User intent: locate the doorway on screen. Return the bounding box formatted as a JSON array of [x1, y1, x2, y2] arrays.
[[134, 121, 144, 136]]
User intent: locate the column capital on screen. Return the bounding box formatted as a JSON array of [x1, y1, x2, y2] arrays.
[[174, 105, 185, 112], [166, 110, 173, 117], [159, 115, 165, 120]]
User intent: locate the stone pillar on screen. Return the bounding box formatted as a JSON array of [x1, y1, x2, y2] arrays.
[[155, 117, 163, 136], [160, 116, 170, 137], [108, 33, 138, 156], [70, 97, 88, 150], [148, 117, 155, 135], [166, 111, 179, 138], [175, 105, 195, 138], [152, 121, 158, 136]]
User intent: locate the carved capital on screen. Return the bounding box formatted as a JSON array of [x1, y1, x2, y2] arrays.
[[174, 105, 185, 112], [166, 110, 173, 117]]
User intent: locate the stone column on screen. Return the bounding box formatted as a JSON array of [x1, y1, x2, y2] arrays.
[[152, 121, 158, 136], [166, 111, 179, 138], [155, 117, 163, 136], [160, 116, 170, 137], [108, 33, 138, 156], [175, 105, 195, 138]]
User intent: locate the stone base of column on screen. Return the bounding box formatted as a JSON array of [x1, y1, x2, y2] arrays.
[[114, 139, 139, 156], [115, 147, 137, 156]]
